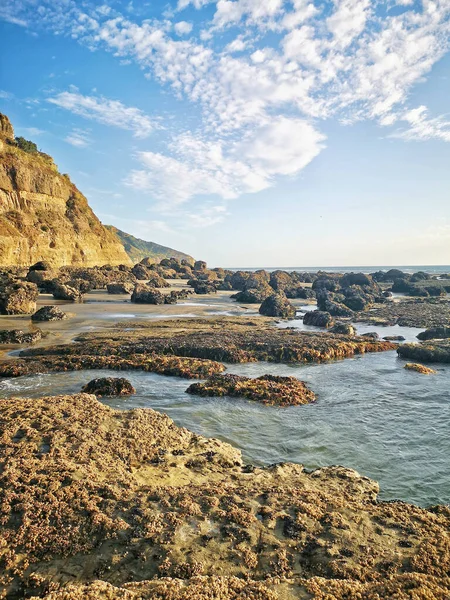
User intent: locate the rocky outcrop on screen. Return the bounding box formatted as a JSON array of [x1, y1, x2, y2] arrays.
[[417, 326, 450, 341], [131, 284, 165, 304], [259, 293, 296, 318], [106, 282, 134, 294], [404, 363, 437, 375], [187, 373, 316, 406], [0, 393, 449, 599], [398, 340, 450, 363], [52, 281, 83, 302], [331, 322, 356, 335], [0, 328, 42, 344], [303, 310, 334, 328], [0, 276, 38, 314], [0, 113, 131, 267], [32, 306, 67, 322], [81, 377, 136, 396]]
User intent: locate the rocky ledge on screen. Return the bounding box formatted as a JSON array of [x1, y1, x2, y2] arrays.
[[0, 393, 449, 599], [398, 340, 450, 364], [354, 298, 450, 328], [186, 374, 316, 406], [0, 318, 397, 380]]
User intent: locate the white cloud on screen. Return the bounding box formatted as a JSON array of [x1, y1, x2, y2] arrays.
[[48, 91, 158, 138], [20, 127, 45, 137], [390, 105, 450, 142], [174, 20, 193, 35], [65, 128, 92, 147], [213, 0, 284, 28]]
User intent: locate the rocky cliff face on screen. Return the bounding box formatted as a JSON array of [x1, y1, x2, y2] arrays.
[[0, 114, 132, 267]]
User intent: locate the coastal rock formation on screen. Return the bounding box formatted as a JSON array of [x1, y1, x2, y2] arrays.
[[81, 377, 136, 396], [303, 310, 334, 328], [0, 328, 42, 344], [330, 322, 356, 335], [52, 281, 83, 302], [186, 373, 316, 406], [259, 293, 296, 318], [0, 114, 131, 267], [398, 340, 450, 364], [131, 284, 165, 304], [404, 363, 437, 375], [354, 299, 450, 328], [106, 282, 134, 294], [0, 276, 38, 314], [417, 326, 450, 341], [32, 306, 67, 321], [0, 393, 449, 599], [231, 286, 272, 304]]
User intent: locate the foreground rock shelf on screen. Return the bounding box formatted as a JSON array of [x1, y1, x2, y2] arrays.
[[0, 394, 449, 599], [398, 339, 450, 364]]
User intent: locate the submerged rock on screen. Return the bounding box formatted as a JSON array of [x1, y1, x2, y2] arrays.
[[360, 332, 380, 341], [0, 329, 42, 344], [397, 340, 450, 364], [303, 310, 334, 328], [32, 306, 67, 322], [383, 335, 405, 341], [259, 293, 296, 318], [81, 377, 136, 397], [186, 373, 316, 406], [404, 363, 437, 375]]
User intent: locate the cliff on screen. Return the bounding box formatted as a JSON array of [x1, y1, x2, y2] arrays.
[[106, 225, 194, 265], [0, 113, 131, 267]]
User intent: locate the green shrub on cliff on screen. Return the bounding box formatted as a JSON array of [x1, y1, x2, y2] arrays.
[[15, 136, 38, 154]]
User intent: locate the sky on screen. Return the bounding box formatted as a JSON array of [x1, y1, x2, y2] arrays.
[[0, 0, 449, 267]]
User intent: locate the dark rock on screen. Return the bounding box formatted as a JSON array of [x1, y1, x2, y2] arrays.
[[29, 261, 52, 272], [0, 329, 42, 344], [227, 271, 250, 291], [303, 310, 334, 328], [106, 282, 134, 294], [285, 286, 315, 300], [147, 274, 170, 288], [131, 285, 165, 304], [232, 286, 272, 304], [269, 270, 293, 291], [194, 260, 207, 271], [217, 281, 233, 291], [81, 377, 136, 397], [190, 281, 217, 295], [341, 273, 372, 287], [132, 264, 152, 280], [259, 293, 296, 318], [398, 340, 450, 364], [32, 306, 67, 322], [383, 335, 405, 341], [361, 332, 380, 341], [417, 326, 450, 341], [331, 323, 356, 335]]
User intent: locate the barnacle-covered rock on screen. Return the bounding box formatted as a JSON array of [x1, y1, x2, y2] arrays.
[[81, 377, 136, 396]]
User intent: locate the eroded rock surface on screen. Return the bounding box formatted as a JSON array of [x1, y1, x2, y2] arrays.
[[81, 377, 136, 396], [32, 306, 67, 322], [0, 394, 449, 599]]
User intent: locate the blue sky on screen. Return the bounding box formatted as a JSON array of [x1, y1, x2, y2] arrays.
[[1, 0, 449, 267]]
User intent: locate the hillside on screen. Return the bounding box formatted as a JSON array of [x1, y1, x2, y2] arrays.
[[107, 225, 194, 265], [0, 113, 132, 268]]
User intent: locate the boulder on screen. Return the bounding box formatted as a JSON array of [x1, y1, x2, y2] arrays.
[[0, 329, 42, 344], [331, 323, 356, 335], [29, 260, 52, 272], [217, 281, 233, 291], [361, 332, 380, 341], [132, 264, 151, 280], [341, 273, 372, 287], [81, 377, 136, 397], [285, 286, 315, 300], [192, 281, 217, 295], [194, 260, 207, 271], [232, 287, 272, 304], [0, 278, 39, 315], [147, 274, 170, 288], [52, 282, 83, 302], [259, 293, 296, 318], [417, 326, 450, 341], [383, 335, 405, 341], [269, 270, 293, 291], [32, 306, 67, 322], [303, 310, 334, 328], [106, 282, 134, 294], [131, 284, 165, 304], [227, 271, 250, 291]]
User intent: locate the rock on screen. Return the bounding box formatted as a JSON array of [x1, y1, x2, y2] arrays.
[[398, 340, 450, 363], [259, 293, 296, 318], [131, 284, 165, 304], [269, 270, 293, 291], [106, 282, 134, 294], [303, 310, 334, 328], [383, 291, 393, 298], [81, 377, 136, 397], [0, 112, 14, 140], [341, 272, 372, 287], [131, 264, 151, 280], [231, 286, 272, 304], [417, 326, 450, 341], [360, 332, 380, 341], [52, 281, 83, 302], [191, 281, 217, 295], [285, 286, 315, 299], [194, 260, 207, 271], [147, 274, 170, 288], [404, 363, 437, 375], [26, 269, 56, 288], [29, 260, 52, 271], [383, 335, 405, 341], [32, 306, 67, 322], [0, 329, 42, 344], [0, 278, 39, 314], [227, 271, 250, 291], [331, 323, 356, 335], [186, 373, 316, 406], [217, 281, 233, 291]]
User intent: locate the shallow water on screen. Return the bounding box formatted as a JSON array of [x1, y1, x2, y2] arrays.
[[1, 350, 449, 507]]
